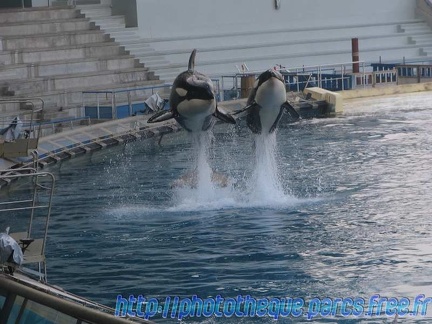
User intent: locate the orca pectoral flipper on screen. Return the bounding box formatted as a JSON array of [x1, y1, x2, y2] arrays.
[[147, 110, 176, 123], [213, 106, 236, 124], [232, 102, 259, 119], [281, 101, 300, 120], [269, 108, 285, 133]]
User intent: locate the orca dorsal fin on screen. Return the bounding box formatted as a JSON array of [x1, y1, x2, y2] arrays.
[[188, 49, 197, 72]]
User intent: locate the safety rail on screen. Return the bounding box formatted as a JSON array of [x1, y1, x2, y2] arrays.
[[31, 116, 91, 138], [0, 169, 55, 282], [219, 60, 402, 100], [82, 84, 172, 120], [0, 98, 43, 159], [351, 69, 398, 87], [396, 64, 432, 84], [220, 61, 356, 100], [82, 80, 221, 120]]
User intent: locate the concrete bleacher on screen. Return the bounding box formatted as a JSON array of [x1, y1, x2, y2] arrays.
[[73, 1, 181, 81], [138, 19, 432, 77], [71, 0, 432, 82], [3, 0, 432, 119], [0, 4, 162, 118]]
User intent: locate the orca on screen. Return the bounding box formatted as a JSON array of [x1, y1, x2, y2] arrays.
[[233, 69, 299, 133], [148, 49, 235, 132]]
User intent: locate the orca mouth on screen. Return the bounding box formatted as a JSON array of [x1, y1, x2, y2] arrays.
[[186, 75, 215, 99], [261, 69, 284, 83], [185, 88, 214, 101]]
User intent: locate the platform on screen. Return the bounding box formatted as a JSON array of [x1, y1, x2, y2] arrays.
[[0, 114, 181, 185]]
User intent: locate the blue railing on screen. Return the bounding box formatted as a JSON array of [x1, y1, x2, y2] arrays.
[[80, 59, 432, 122], [82, 84, 172, 120], [82, 80, 221, 120]]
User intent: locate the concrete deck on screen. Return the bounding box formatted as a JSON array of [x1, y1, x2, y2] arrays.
[[0, 114, 181, 185]]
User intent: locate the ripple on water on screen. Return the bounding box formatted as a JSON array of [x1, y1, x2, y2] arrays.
[[2, 94, 432, 323]]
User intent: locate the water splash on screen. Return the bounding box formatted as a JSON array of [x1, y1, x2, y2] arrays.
[[171, 130, 298, 211], [245, 132, 297, 206], [172, 132, 237, 210]]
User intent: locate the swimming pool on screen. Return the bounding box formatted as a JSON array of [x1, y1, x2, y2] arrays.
[[4, 92, 432, 322]]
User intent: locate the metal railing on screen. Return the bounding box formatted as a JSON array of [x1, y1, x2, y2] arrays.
[[0, 98, 43, 158], [34, 116, 91, 137], [81, 80, 221, 120], [351, 69, 398, 87], [219, 60, 401, 100], [395, 63, 432, 84], [82, 84, 172, 120], [0, 169, 55, 282]]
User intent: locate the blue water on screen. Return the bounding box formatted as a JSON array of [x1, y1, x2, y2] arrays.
[[3, 92, 432, 323]]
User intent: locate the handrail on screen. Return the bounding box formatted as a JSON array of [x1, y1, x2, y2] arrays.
[[19, 116, 91, 127], [220, 61, 365, 78], [0, 170, 55, 282], [0, 98, 44, 155], [0, 275, 152, 324]]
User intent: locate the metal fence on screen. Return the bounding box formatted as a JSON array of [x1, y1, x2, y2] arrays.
[[82, 80, 221, 120], [219, 61, 399, 101]]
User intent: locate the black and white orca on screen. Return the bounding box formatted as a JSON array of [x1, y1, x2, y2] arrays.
[[148, 49, 235, 132], [234, 69, 300, 133]]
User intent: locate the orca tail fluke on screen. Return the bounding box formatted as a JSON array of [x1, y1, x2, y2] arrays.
[[213, 106, 236, 124], [147, 110, 176, 123], [188, 49, 197, 72], [281, 101, 300, 120]]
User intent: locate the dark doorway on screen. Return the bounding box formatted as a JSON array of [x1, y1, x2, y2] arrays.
[[0, 0, 32, 9]]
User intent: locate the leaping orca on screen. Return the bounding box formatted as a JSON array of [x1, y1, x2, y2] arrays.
[[148, 49, 235, 132], [233, 69, 300, 133]]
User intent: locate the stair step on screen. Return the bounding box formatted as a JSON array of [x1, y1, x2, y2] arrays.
[[108, 36, 141, 43], [1, 42, 129, 65], [0, 55, 142, 79], [91, 15, 125, 24], [102, 26, 138, 33], [1, 30, 109, 51], [3, 79, 165, 112], [3, 68, 158, 95], [78, 6, 112, 17], [0, 18, 95, 37], [0, 7, 79, 24], [106, 30, 138, 37], [118, 42, 152, 49]]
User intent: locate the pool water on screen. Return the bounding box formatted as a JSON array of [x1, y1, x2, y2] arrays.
[[4, 92, 432, 323]]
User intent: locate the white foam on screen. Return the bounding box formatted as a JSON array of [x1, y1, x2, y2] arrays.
[[169, 131, 301, 212]]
